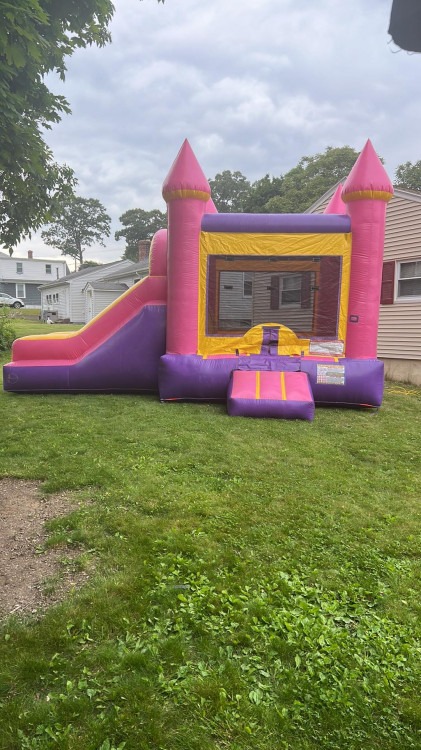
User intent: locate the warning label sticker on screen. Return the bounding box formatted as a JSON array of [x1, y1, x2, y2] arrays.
[[316, 364, 345, 386]]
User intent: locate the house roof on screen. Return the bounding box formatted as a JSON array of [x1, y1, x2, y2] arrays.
[[0, 251, 68, 265], [39, 260, 134, 289], [104, 260, 149, 281], [306, 184, 421, 214], [84, 281, 128, 292]]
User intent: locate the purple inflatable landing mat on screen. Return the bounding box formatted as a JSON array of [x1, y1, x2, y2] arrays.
[[227, 370, 315, 420]]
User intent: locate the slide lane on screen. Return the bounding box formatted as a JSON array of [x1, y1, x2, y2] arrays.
[[3, 276, 167, 393]]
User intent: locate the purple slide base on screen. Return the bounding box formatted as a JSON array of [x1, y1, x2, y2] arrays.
[[159, 355, 384, 407], [4, 305, 166, 393]]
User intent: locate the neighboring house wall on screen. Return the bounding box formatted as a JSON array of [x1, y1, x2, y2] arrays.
[[252, 272, 315, 332], [0, 282, 41, 306], [81, 261, 150, 322], [43, 286, 70, 320], [219, 272, 252, 326], [40, 260, 134, 323], [84, 287, 127, 321], [308, 188, 421, 385], [217, 270, 314, 333], [378, 193, 421, 362], [0, 253, 68, 308], [93, 290, 119, 318]]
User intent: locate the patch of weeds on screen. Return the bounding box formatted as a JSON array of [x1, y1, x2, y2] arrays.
[[132, 552, 421, 748], [17, 723, 73, 748]]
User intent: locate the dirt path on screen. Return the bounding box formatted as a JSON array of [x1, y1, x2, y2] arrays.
[[0, 478, 89, 618]]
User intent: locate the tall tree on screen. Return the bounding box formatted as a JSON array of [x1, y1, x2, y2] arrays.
[[41, 197, 111, 266], [245, 146, 360, 214], [243, 174, 284, 213], [209, 170, 251, 212], [115, 208, 166, 261], [394, 161, 421, 192], [0, 0, 114, 252], [0, 0, 165, 253]]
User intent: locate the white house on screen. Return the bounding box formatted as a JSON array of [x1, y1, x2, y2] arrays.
[[82, 259, 149, 322], [39, 259, 141, 323], [0, 250, 69, 308]]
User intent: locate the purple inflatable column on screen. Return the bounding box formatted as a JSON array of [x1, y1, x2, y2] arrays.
[[342, 140, 393, 359], [162, 140, 211, 355]]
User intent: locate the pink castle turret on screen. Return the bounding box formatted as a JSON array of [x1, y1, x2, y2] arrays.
[[148, 228, 168, 278], [205, 197, 218, 214], [342, 140, 393, 359], [323, 184, 347, 215], [163, 140, 211, 354]]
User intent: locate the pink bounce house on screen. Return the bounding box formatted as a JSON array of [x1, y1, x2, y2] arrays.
[[3, 139, 394, 420]]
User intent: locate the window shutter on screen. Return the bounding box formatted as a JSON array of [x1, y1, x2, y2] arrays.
[[270, 276, 280, 310], [380, 261, 395, 305], [301, 272, 311, 309]]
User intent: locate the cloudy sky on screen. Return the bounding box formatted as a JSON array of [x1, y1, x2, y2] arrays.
[[16, 0, 420, 263]]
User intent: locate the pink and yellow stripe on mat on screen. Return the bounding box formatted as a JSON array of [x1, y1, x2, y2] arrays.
[[231, 370, 312, 402]]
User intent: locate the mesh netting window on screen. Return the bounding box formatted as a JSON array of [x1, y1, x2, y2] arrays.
[[206, 255, 342, 338]]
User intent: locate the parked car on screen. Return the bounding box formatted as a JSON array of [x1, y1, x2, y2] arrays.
[[0, 293, 25, 308]]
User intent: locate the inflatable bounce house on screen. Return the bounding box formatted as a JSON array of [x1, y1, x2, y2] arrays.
[[3, 139, 394, 421]]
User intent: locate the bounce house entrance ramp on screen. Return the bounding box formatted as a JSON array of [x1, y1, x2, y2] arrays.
[[227, 370, 315, 421]]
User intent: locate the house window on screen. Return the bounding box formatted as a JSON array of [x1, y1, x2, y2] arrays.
[[46, 264, 52, 274], [16, 283, 25, 298], [243, 272, 253, 297], [16, 262, 23, 274], [397, 260, 421, 299], [281, 275, 301, 306]]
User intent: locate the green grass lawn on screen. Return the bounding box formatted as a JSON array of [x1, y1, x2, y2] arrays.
[[0, 325, 420, 750], [9, 317, 82, 337]]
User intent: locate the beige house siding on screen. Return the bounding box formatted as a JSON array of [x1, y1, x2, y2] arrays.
[[219, 272, 252, 326], [379, 193, 421, 362], [378, 302, 421, 359], [308, 188, 421, 370], [252, 273, 314, 331], [217, 271, 315, 332], [383, 195, 421, 261]]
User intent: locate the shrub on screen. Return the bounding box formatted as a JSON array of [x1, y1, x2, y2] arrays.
[[0, 306, 16, 350]]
